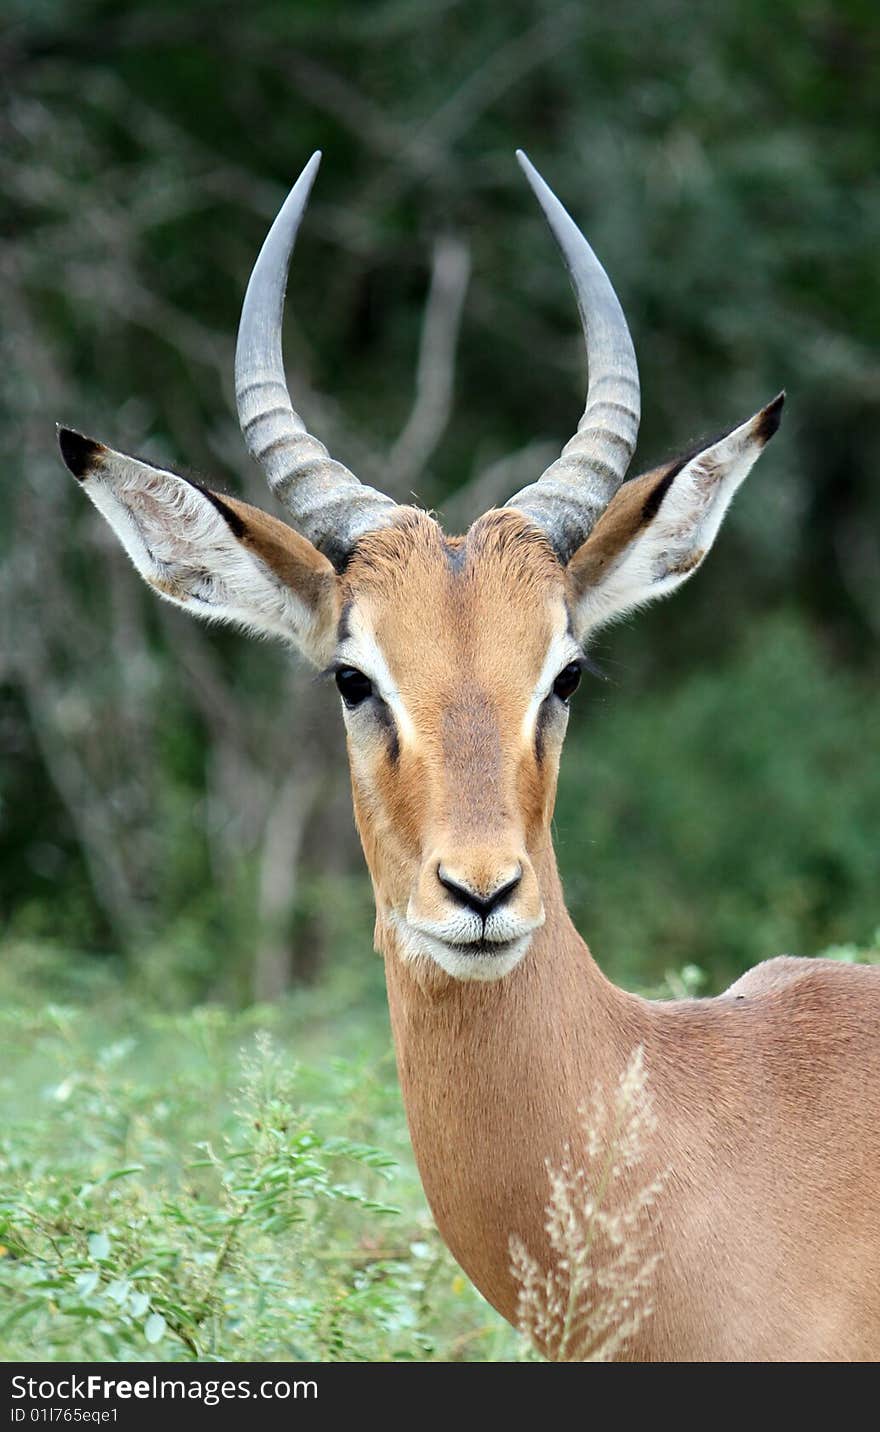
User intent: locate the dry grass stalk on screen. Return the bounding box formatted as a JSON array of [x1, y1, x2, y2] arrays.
[[510, 1046, 667, 1362]]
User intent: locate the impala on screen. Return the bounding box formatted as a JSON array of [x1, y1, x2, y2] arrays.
[[58, 152, 880, 1361]]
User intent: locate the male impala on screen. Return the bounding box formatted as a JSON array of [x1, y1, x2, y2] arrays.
[[59, 152, 880, 1361]]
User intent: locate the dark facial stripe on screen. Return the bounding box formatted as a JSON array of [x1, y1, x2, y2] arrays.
[[337, 598, 354, 646], [375, 701, 399, 765], [535, 700, 549, 765]]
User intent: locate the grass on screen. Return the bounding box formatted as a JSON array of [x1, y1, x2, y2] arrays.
[[0, 944, 519, 1363], [1, 932, 877, 1362]]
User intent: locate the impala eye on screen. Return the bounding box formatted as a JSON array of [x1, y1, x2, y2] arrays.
[[552, 662, 582, 703], [335, 666, 373, 709]]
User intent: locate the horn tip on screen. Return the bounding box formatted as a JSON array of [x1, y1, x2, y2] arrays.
[[297, 150, 322, 189], [515, 148, 538, 182], [515, 150, 563, 222]]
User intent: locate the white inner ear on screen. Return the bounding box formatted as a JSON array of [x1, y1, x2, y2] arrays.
[[83, 452, 318, 647], [575, 418, 768, 638]]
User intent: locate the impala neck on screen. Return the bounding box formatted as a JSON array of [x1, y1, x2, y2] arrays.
[[377, 834, 645, 1322]]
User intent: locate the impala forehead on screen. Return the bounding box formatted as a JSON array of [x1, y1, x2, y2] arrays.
[[336, 511, 575, 731]]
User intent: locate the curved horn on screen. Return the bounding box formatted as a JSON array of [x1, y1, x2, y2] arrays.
[[235, 152, 397, 567], [505, 151, 641, 562]]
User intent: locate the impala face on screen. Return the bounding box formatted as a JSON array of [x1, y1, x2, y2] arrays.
[[336, 509, 581, 980], [58, 150, 782, 989]]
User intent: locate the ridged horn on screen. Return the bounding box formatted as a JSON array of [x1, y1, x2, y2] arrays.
[[505, 151, 641, 562], [235, 152, 398, 568]]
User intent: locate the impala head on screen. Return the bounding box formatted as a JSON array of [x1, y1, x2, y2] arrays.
[[58, 150, 782, 985]]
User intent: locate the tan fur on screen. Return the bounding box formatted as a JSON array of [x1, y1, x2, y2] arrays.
[[341, 511, 563, 928], [334, 507, 880, 1363]]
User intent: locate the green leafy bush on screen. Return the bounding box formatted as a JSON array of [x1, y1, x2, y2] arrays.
[[0, 1003, 517, 1362]]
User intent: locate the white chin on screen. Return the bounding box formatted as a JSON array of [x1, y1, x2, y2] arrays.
[[395, 923, 532, 982]]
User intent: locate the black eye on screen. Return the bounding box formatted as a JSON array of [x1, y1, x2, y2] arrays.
[[552, 662, 582, 703], [335, 666, 373, 709]]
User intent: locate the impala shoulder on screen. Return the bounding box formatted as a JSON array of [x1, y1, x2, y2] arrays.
[[724, 954, 880, 1015], [723, 955, 814, 999]]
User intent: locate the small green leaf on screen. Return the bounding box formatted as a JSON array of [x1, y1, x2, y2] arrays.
[[88, 1231, 110, 1261], [144, 1312, 166, 1344], [100, 1166, 146, 1185], [0, 1299, 45, 1335]]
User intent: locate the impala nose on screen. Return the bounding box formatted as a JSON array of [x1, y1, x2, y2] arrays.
[[437, 864, 523, 919]]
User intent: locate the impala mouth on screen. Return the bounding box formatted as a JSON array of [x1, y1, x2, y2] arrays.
[[390, 914, 535, 982], [447, 936, 523, 957]]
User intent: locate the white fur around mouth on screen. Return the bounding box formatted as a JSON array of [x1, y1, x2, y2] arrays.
[[390, 915, 533, 982]]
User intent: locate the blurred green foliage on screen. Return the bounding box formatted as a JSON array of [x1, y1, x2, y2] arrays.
[[0, 981, 520, 1361], [561, 614, 880, 988], [2, 0, 878, 999], [2, 934, 877, 1361]]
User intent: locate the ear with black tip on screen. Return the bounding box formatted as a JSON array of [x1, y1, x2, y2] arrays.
[[58, 426, 106, 480], [58, 428, 340, 665], [567, 394, 784, 639]]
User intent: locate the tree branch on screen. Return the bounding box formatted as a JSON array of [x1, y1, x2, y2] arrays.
[[386, 236, 471, 498]]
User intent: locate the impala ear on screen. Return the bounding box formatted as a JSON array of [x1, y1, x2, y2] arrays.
[[566, 394, 784, 640], [58, 429, 340, 666]]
